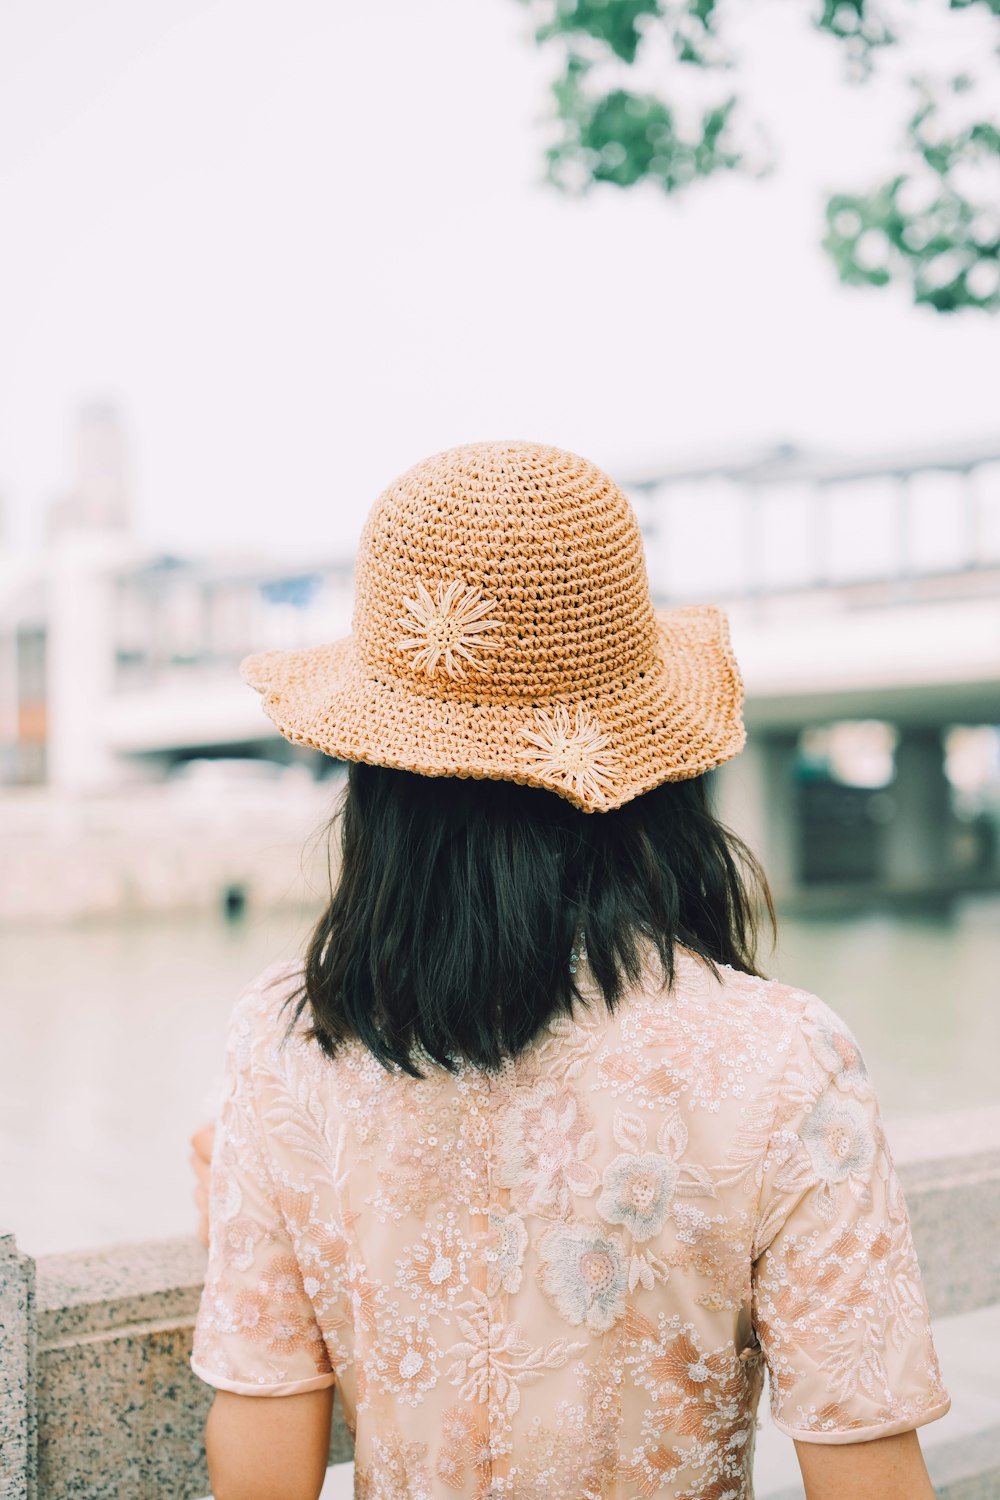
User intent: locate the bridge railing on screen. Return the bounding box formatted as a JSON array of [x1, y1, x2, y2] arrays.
[[627, 447, 1000, 604], [2, 1110, 998, 1500]]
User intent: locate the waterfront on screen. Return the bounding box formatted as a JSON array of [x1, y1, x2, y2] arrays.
[[3, 896, 999, 1257]]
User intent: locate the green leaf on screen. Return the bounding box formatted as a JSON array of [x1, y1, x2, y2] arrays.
[[535, 0, 663, 64]]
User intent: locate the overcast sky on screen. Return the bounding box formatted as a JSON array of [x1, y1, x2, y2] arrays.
[[1, 0, 997, 561]]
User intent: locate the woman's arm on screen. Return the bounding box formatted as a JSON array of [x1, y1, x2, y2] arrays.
[[205, 1388, 334, 1500], [795, 1429, 938, 1500]]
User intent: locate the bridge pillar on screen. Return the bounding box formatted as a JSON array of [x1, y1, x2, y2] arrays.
[[710, 732, 800, 905], [883, 727, 955, 895], [47, 535, 124, 792]]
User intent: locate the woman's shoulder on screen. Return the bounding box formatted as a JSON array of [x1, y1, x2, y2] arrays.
[[227, 958, 308, 1062], [709, 958, 872, 1093], [655, 948, 869, 1078]]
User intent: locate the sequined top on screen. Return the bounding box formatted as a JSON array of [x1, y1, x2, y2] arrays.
[[191, 948, 950, 1498]]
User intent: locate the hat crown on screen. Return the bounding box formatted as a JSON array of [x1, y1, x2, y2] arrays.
[[354, 441, 658, 702]]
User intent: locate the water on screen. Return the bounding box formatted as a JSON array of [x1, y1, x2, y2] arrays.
[[3, 897, 998, 1257]]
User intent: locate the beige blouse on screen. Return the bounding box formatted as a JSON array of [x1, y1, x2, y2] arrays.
[[191, 946, 950, 1498]]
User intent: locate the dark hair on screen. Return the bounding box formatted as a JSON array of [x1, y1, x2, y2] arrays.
[[286, 762, 775, 1077]]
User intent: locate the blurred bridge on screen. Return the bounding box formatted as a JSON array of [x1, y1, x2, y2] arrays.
[[626, 440, 1000, 908]]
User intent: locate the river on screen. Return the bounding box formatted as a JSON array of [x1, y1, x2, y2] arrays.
[[4, 897, 998, 1257]]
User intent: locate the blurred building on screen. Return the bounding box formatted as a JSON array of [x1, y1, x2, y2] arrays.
[[0, 407, 353, 790], [46, 402, 131, 543]]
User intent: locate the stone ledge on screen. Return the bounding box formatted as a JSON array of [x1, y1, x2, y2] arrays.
[[36, 1237, 206, 1345], [899, 1151, 1000, 1318], [0, 1237, 36, 1500], [26, 1236, 352, 1499]]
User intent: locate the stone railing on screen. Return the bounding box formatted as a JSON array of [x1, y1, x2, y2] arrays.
[[2, 1111, 998, 1500]]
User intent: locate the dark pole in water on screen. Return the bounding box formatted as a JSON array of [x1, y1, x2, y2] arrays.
[[222, 884, 247, 922]]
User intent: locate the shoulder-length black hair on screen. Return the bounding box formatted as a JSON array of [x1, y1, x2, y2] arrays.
[[286, 762, 775, 1077]]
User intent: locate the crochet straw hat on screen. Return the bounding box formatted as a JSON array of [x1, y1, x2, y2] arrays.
[[240, 441, 745, 813]]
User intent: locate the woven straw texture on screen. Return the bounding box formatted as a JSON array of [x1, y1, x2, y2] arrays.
[[240, 441, 745, 812]]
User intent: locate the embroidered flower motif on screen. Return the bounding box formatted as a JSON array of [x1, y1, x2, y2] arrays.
[[484, 1205, 529, 1297], [537, 1221, 628, 1332], [395, 579, 502, 679], [800, 1087, 876, 1185], [433, 1405, 482, 1491], [229, 1254, 326, 1361], [519, 704, 616, 806], [275, 1183, 314, 1237], [434, 1445, 466, 1490], [440, 1404, 479, 1451], [619, 1443, 686, 1495], [395, 1218, 471, 1314], [597, 1151, 680, 1242], [808, 1008, 871, 1096], [370, 1313, 441, 1406], [495, 1078, 599, 1216], [626, 1312, 742, 1425], [215, 1213, 264, 1274]]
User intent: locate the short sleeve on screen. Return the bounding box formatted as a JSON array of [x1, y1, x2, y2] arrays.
[[751, 996, 951, 1444], [191, 974, 337, 1397]]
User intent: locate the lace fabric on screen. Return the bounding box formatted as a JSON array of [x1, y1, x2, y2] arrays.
[[191, 948, 950, 1498]]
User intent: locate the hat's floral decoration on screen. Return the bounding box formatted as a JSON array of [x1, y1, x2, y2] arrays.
[[395, 579, 502, 680], [519, 704, 616, 807]]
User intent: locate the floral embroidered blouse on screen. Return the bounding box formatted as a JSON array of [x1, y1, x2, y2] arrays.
[[191, 947, 950, 1499]]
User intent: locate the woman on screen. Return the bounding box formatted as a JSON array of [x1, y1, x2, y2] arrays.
[[191, 441, 949, 1500]]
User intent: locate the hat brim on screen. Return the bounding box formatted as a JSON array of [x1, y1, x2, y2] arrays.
[[239, 604, 745, 813]]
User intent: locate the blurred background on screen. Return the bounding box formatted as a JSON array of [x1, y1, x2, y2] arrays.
[[1, 0, 998, 1262]]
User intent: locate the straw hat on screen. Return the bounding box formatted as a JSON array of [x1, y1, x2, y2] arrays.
[[240, 441, 745, 813]]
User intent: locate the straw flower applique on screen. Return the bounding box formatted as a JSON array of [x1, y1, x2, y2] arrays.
[[396, 579, 502, 680], [520, 704, 616, 806]]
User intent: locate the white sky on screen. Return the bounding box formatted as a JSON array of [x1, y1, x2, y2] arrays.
[[1, 0, 997, 562]]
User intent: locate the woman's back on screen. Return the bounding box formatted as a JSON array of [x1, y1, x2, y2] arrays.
[[193, 947, 947, 1499], [192, 441, 948, 1499]]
